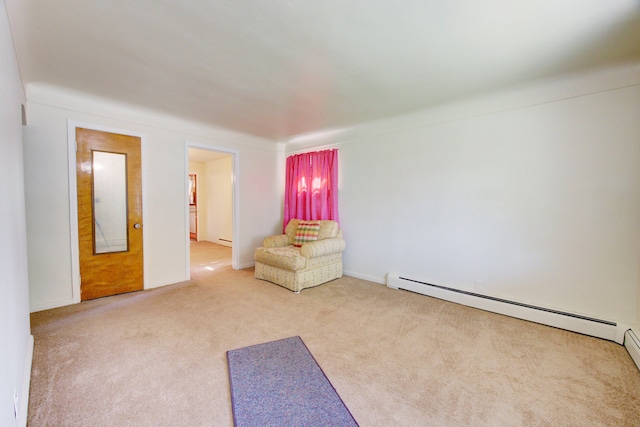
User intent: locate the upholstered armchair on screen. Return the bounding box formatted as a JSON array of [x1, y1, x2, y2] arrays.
[[254, 219, 346, 293]]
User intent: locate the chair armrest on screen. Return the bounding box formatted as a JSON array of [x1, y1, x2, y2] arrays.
[[300, 238, 346, 258], [262, 234, 291, 248]]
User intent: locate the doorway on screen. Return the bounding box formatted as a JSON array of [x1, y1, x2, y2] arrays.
[[186, 144, 239, 275]]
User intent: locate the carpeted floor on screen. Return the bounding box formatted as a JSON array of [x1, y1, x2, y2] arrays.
[[28, 241, 640, 426]]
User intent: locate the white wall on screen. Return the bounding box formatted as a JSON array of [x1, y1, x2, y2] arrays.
[[24, 83, 283, 312], [0, 1, 33, 425], [294, 63, 640, 325]]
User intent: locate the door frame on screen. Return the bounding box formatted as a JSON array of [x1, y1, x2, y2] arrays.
[[184, 142, 240, 275], [67, 120, 147, 303]]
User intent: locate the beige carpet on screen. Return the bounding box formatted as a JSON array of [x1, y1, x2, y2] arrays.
[[28, 241, 640, 426]]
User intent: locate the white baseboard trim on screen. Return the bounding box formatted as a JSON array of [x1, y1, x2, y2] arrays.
[[19, 335, 34, 427], [216, 239, 232, 247], [145, 274, 190, 290], [236, 261, 255, 270], [30, 297, 75, 313], [342, 270, 385, 285]]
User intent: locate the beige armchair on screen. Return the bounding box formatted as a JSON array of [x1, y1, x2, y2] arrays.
[[254, 219, 346, 293]]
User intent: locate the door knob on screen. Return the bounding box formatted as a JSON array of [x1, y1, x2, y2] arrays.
[[133, 223, 141, 229]]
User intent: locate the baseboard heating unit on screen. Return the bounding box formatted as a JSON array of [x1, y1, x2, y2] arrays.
[[387, 273, 626, 344], [624, 329, 640, 370]]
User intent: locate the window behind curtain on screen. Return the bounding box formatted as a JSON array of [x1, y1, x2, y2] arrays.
[[283, 149, 339, 232]]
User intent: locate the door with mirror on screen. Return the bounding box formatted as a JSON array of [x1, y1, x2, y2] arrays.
[[76, 128, 143, 300]]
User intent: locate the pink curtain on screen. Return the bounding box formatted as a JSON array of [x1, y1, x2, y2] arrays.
[[283, 149, 339, 232]]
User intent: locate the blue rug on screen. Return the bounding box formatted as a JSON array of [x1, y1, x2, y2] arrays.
[[226, 336, 358, 427]]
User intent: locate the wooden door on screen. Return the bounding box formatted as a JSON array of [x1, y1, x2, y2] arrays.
[[76, 128, 143, 300]]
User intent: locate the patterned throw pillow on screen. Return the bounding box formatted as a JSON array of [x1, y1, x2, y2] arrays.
[[293, 222, 320, 247]]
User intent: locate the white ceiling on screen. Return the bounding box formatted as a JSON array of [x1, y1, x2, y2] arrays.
[[6, 1, 640, 142]]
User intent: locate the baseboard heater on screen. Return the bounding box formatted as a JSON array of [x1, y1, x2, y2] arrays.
[[624, 329, 640, 371], [218, 238, 232, 247], [387, 273, 626, 345]]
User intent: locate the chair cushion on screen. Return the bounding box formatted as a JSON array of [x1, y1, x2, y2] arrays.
[[255, 246, 307, 270], [293, 222, 320, 247]]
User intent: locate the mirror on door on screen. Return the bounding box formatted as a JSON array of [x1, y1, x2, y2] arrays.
[[93, 150, 128, 254]]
